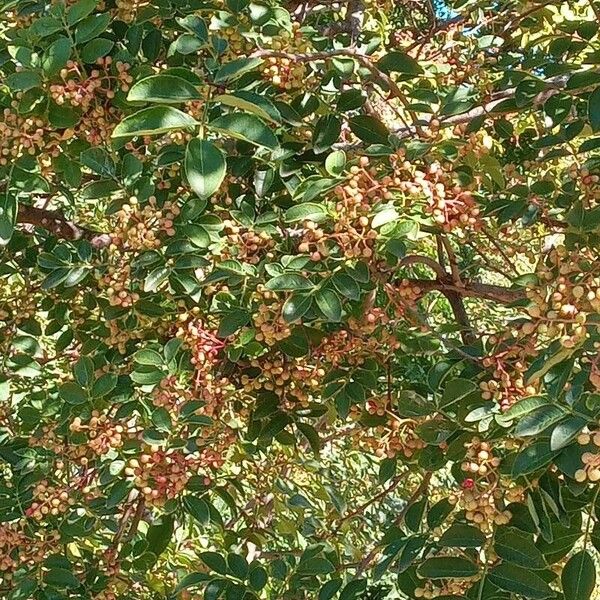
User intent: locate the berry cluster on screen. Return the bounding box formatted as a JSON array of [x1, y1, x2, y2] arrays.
[[574, 431, 600, 482], [414, 576, 475, 599], [0, 524, 59, 575], [526, 245, 594, 348], [331, 158, 390, 259], [50, 59, 132, 109], [126, 447, 203, 506], [449, 439, 520, 530], [110, 196, 179, 251], [0, 110, 47, 164], [252, 289, 291, 346], [262, 24, 312, 91], [241, 356, 322, 408], [480, 337, 539, 411], [25, 481, 74, 521], [70, 412, 136, 456], [352, 413, 426, 460], [220, 221, 276, 265]]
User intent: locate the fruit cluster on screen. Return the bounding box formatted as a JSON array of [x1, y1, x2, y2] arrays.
[[449, 438, 520, 530], [110, 196, 179, 251], [25, 481, 74, 521], [126, 447, 204, 506], [574, 430, 600, 482], [0, 110, 47, 164], [50, 59, 132, 109], [526, 245, 594, 349], [241, 356, 322, 408], [220, 221, 276, 265], [414, 576, 475, 599], [262, 24, 312, 91], [353, 413, 426, 460], [70, 412, 136, 456], [252, 291, 292, 346], [0, 524, 60, 575], [480, 337, 539, 411]]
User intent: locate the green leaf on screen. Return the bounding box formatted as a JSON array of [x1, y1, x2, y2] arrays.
[[438, 524, 486, 548], [315, 289, 342, 321], [146, 514, 174, 558], [127, 75, 202, 104], [248, 566, 268, 591], [80, 147, 115, 177], [282, 294, 312, 323], [325, 150, 346, 176], [185, 139, 226, 200], [81, 38, 114, 62], [550, 417, 586, 451], [313, 115, 341, 154], [348, 116, 389, 145], [501, 396, 549, 421], [184, 496, 210, 524], [169, 34, 204, 55], [265, 274, 313, 291], [43, 568, 80, 589], [512, 440, 558, 476], [298, 557, 335, 575], [488, 563, 553, 599], [514, 405, 565, 437], [417, 557, 478, 578], [74, 357, 94, 387], [75, 13, 111, 44], [227, 553, 248, 580], [213, 92, 281, 124], [285, 202, 328, 223], [0, 196, 17, 246], [106, 479, 132, 508], [561, 551, 595, 600], [134, 348, 163, 366], [589, 87, 600, 132], [331, 273, 360, 301], [371, 207, 398, 228], [42, 37, 71, 75], [91, 373, 118, 398], [67, 0, 97, 25], [6, 70, 42, 92], [144, 266, 170, 292], [298, 422, 321, 455], [494, 527, 546, 568], [377, 51, 423, 75], [209, 114, 279, 150], [213, 57, 263, 84], [200, 552, 228, 575], [175, 573, 212, 594], [112, 107, 199, 139], [378, 457, 396, 483], [59, 382, 87, 405]]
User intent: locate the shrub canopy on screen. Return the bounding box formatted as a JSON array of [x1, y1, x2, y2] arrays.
[[1, 0, 600, 599]]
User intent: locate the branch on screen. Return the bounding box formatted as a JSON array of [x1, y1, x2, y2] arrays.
[[251, 48, 424, 133], [399, 254, 446, 279], [406, 277, 526, 304], [394, 471, 432, 526], [347, 0, 363, 44], [332, 472, 407, 535], [355, 471, 433, 577], [18, 205, 111, 248]]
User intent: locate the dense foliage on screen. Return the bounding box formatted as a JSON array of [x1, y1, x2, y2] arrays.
[[2, 0, 600, 598]]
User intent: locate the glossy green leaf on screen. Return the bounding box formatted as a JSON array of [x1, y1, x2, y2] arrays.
[[127, 75, 202, 104], [112, 107, 199, 138], [185, 139, 227, 199]]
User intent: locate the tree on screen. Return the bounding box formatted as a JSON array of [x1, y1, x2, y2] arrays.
[[1, 0, 600, 598]]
